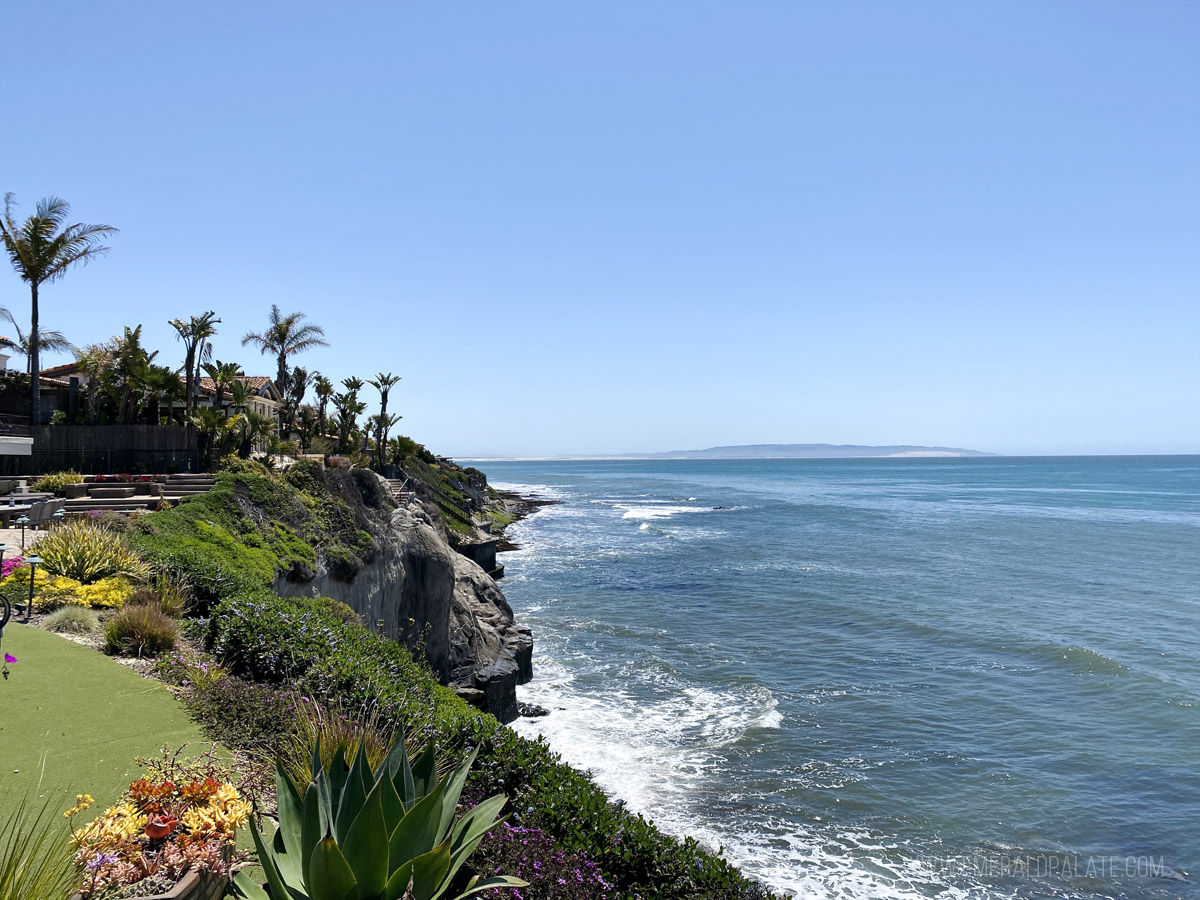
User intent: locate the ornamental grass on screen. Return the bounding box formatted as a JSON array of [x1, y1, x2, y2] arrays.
[[35, 519, 151, 584]]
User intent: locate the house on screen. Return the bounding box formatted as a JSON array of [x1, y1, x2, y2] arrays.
[[195, 375, 283, 419]]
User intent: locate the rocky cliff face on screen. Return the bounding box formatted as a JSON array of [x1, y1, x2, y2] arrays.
[[273, 493, 531, 722]]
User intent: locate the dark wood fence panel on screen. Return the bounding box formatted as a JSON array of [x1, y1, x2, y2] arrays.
[[6, 425, 201, 475]]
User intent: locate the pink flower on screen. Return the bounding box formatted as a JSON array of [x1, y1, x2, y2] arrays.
[[3, 654, 15, 664]]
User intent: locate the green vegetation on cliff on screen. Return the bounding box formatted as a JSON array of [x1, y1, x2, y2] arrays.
[[128, 457, 391, 607]]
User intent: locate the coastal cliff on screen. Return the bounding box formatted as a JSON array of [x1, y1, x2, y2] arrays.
[[274, 496, 533, 722], [132, 454, 533, 722]]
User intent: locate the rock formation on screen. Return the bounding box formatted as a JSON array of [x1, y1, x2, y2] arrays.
[[274, 490, 531, 722]]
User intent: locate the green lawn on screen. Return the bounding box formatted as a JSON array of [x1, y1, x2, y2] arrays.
[[0, 623, 209, 822]]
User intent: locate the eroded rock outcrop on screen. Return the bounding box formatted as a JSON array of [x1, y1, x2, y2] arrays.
[[273, 496, 531, 722]]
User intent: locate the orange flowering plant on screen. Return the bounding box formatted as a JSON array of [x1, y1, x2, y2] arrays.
[[68, 745, 252, 898]]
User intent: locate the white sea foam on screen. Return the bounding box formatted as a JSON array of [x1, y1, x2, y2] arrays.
[[616, 503, 715, 520], [514, 657, 992, 900]]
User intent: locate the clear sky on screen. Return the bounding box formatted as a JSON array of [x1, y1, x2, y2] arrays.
[[2, 2, 1196, 456]]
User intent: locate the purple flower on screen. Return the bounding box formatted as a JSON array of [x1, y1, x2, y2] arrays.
[[87, 852, 119, 871], [3, 654, 15, 664]]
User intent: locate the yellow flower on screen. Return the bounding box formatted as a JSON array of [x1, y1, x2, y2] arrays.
[[63, 793, 94, 818]]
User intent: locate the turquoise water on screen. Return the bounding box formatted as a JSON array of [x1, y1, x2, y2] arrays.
[[477, 457, 1200, 900]]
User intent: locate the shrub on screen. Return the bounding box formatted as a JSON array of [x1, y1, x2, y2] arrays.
[[177, 675, 296, 757], [41, 606, 100, 633], [32, 470, 84, 495], [34, 520, 150, 584], [104, 604, 178, 656], [3, 568, 133, 610]]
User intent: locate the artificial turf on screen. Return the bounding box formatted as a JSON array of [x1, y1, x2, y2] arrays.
[[0, 623, 210, 822]]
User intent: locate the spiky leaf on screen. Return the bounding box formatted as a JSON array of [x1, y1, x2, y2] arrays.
[[341, 776, 389, 898], [308, 834, 358, 900], [384, 839, 452, 900]]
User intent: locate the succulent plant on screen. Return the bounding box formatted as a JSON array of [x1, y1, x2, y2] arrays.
[[233, 736, 525, 900]]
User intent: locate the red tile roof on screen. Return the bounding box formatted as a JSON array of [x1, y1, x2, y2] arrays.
[[197, 376, 281, 398]]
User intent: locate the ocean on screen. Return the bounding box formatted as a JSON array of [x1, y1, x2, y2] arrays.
[[474, 456, 1199, 900]]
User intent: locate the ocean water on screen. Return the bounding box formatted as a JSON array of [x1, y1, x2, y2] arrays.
[[476, 457, 1200, 900]]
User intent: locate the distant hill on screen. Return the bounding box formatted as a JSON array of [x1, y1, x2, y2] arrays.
[[629, 443, 997, 459]]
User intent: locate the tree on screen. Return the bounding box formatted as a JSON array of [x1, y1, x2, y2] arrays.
[[236, 410, 276, 459], [369, 412, 402, 467], [142, 364, 183, 424], [332, 391, 366, 453], [169, 311, 220, 415], [285, 365, 311, 430], [107, 325, 157, 424], [201, 359, 241, 412], [74, 342, 113, 424], [190, 407, 239, 470], [0, 194, 117, 424], [295, 405, 319, 452], [368, 372, 401, 458], [313, 375, 333, 436], [0, 307, 73, 372], [240, 305, 328, 411]]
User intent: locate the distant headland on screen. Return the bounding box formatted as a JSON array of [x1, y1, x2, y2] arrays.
[[461, 443, 998, 461]]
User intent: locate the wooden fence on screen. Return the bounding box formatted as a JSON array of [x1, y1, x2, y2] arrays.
[[8, 425, 201, 476]]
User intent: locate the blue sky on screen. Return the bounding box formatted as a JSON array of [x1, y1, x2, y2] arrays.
[[2, 2, 1196, 456]]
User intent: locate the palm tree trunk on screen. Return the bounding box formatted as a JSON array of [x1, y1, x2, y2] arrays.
[[183, 347, 195, 415], [29, 282, 40, 425]]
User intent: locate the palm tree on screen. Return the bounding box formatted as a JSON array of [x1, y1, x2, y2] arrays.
[[191, 407, 239, 470], [332, 391, 366, 453], [107, 326, 157, 424], [228, 379, 251, 415], [240, 305, 328, 407], [368, 412, 402, 467], [142, 364, 183, 424], [169, 311, 220, 415], [295, 405, 319, 453], [74, 342, 113, 424], [236, 410, 276, 459], [0, 195, 117, 424], [313, 375, 333, 436], [341, 375, 364, 398], [201, 360, 241, 412], [285, 365, 311, 431], [367, 372, 401, 455], [0, 308, 73, 372]]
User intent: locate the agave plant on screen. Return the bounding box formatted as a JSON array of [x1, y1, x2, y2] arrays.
[[234, 737, 525, 900]]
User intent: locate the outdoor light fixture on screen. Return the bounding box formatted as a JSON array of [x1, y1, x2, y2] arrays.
[[16, 516, 29, 550], [52, 509, 65, 528], [24, 555, 40, 622]]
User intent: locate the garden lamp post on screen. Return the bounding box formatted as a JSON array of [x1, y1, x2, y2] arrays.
[[16, 516, 29, 550], [52, 509, 65, 529], [24, 555, 40, 621]]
